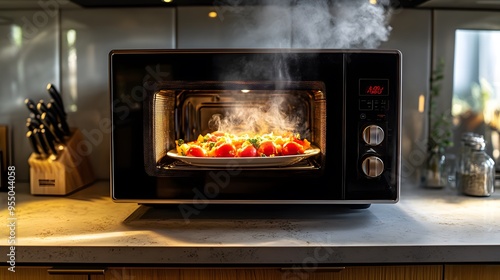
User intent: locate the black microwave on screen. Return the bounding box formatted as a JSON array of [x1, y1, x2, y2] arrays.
[[109, 49, 402, 207]]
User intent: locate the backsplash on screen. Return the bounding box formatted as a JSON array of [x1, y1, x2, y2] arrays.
[[0, 5, 430, 185]]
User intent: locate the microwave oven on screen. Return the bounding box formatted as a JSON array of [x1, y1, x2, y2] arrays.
[[109, 49, 402, 207]]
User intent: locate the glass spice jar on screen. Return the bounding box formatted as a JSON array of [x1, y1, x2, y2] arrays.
[[458, 135, 495, 197], [456, 133, 483, 191]]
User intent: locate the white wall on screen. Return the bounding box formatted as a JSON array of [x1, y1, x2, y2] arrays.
[[0, 9, 60, 181]]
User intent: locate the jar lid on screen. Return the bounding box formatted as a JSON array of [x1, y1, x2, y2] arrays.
[[466, 136, 486, 150], [461, 132, 483, 142]]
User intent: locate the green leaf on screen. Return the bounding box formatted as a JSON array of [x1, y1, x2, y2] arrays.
[[428, 58, 453, 152]]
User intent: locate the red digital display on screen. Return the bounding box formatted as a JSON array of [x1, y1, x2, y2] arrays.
[[359, 79, 389, 96], [366, 85, 385, 95]]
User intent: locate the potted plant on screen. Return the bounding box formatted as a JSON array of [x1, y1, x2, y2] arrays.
[[424, 58, 453, 188]]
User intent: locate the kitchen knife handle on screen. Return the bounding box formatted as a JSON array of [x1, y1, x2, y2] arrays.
[[41, 113, 66, 144], [32, 128, 49, 156], [26, 121, 36, 132], [25, 98, 40, 116], [40, 128, 58, 156], [47, 83, 66, 117], [29, 112, 41, 120], [41, 111, 57, 127], [47, 101, 71, 136], [26, 117, 41, 131], [36, 99, 49, 114], [26, 130, 42, 156], [48, 100, 64, 119]]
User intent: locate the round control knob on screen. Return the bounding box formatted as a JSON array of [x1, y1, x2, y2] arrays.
[[362, 125, 384, 146], [361, 156, 384, 178]]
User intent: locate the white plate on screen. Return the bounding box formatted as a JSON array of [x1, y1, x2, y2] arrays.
[[167, 147, 320, 167]]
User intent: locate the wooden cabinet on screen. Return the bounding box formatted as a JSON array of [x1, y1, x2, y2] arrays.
[[0, 266, 88, 280], [92, 265, 442, 280], [443, 265, 500, 280], [5, 264, 500, 280]]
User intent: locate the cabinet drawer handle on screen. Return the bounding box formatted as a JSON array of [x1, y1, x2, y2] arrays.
[[281, 267, 345, 273], [47, 267, 106, 275]]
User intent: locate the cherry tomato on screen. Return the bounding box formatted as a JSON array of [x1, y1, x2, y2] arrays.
[[238, 145, 257, 157], [289, 135, 304, 146], [215, 143, 236, 157], [293, 138, 305, 146], [186, 145, 207, 157], [257, 141, 277, 157], [282, 141, 304, 155]]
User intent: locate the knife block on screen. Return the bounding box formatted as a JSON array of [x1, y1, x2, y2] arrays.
[[28, 128, 95, 195]]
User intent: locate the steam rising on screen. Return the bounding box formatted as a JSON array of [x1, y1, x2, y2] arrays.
[[207, 0, 394, 135], [291, 0, 393, 49], [208, 96, 304, 136], [218, 0, 393, 49]]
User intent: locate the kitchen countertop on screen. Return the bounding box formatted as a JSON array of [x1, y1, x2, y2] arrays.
[[1, 181, 500, 265]]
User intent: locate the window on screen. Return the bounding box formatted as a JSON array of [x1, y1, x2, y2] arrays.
[[452, 29, 500, 159]]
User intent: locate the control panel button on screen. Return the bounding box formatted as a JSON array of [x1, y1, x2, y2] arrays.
[[359, 99, 373, 111], [361, 156, 384, 178], [373, 100, 389, 111], [362, 125, 384, 146]]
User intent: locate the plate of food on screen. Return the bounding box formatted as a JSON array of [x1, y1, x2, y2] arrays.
[[167, 131, 320, 167]]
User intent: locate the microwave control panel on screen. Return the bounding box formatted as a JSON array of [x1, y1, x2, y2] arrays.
[[344, 52, 401, 201]]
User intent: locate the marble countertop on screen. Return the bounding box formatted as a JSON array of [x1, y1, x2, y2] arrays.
[[1, 181, 499, 265]]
